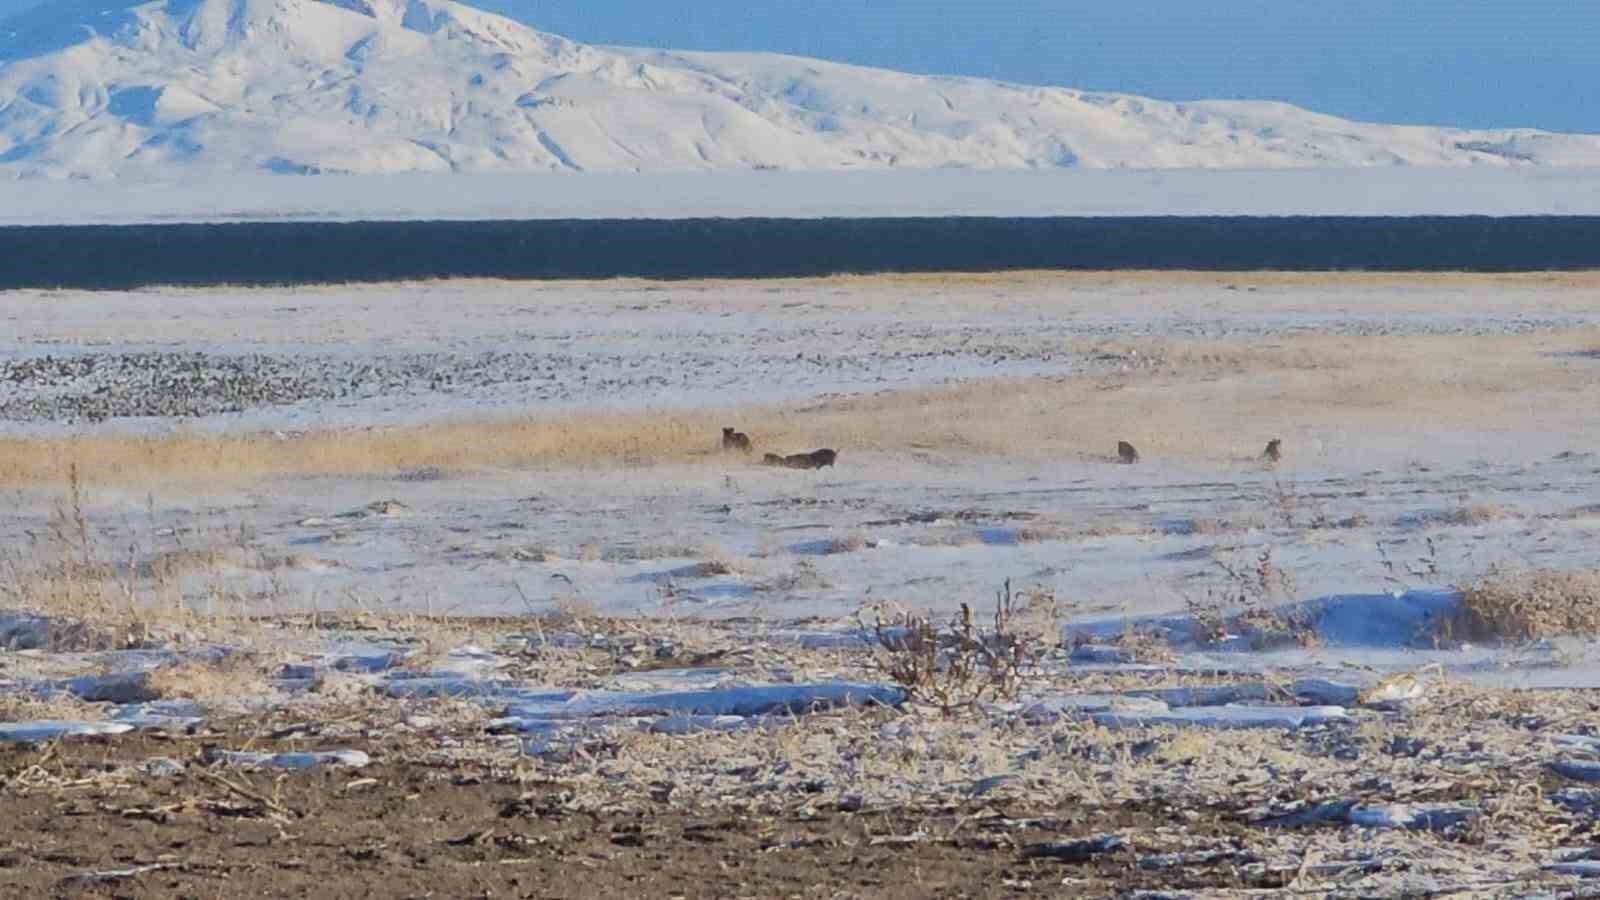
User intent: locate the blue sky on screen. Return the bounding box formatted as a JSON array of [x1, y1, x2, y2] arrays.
[[4, 0, 1596, 132]]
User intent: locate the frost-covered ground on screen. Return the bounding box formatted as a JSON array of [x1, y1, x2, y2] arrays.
[[3, 273, 1600, 894], [4, 274, 1597, 432], [0, 287, 1097, 432], [3, 275, 1598, 639], [6, 606, 1600, 895]]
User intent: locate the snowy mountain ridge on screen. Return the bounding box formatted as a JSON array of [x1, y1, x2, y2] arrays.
[[3, 0, 1599, 179]]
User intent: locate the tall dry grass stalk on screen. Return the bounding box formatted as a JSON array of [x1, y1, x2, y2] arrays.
[[0, 464, 276, 648], [0, 464, 138, 634]]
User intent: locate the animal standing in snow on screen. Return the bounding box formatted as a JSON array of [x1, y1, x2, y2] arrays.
[[1262, 438, 1282, 463], [721, 427, 753, 453], [763, 448, 837, 470], [1116, 441, 1140, 464]]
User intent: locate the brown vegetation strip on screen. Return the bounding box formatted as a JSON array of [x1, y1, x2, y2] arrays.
[[0, 330, 1594, 486]]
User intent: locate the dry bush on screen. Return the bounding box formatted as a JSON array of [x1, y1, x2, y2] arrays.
[[545, 594, 600, 628], [680, 558, 740, 578], [133, 546, 327, 580], [1073, 521, 1160, 540], [1110, 625, 1178, 666], [860, 580, 1060, 714], [600, 543, 698, 563], [0, 691, 106, 723], [1187, 518, 1241, 536], [1444, 567, 1600, 643], [753, 560, 831, 594], [522, 546, 563, 564], [683, 545, 747, 577], [906, 531, 982, 549], [144, 654, 277, 702], [819, 532, 871, 555], [1437, 504, 1516, 526], [1012, 523, 1072, 544]]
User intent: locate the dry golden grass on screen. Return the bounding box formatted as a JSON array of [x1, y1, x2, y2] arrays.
[[1446, 567, 1600, 643], [0, 467, 307, 649], [1437, 504, 1518, 526], [817, 532, 871, 556], [0, 329, 1592, 487], [0, 691, 106, 722], [144, 655, 278, 702], [1186, 517, 1249, 536]]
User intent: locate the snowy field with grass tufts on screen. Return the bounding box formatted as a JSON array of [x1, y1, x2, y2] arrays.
[[2, 271, 1600, 894]]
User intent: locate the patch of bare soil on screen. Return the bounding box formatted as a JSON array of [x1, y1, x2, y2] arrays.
[[0, 732, 1283, 899]]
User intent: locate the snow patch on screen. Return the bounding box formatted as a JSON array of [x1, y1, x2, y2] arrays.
[[0, 720, 134, 742], [208, 749, 372, 769], [1092, 704, 1350, 731]]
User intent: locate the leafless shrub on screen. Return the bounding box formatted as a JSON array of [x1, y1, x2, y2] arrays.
[[1265, 478, 1304, 529], [1443, 567, 1600, 643], [859, 580, 1060, 714], [1264, 477, 1369, 533], [1185, 546, 1309, 648], [1378, 537, 1442, 590]]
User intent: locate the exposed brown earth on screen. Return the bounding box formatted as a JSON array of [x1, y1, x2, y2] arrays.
[[0, 732, 1291, 899]]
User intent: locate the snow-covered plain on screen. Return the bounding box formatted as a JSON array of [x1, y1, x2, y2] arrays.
[[5, 275, 1600, 894], [3, 275, 1596, 434], [8, 166, 1600, 226], [3, 0, 1600, 183], [3, 274, 1599, 689]]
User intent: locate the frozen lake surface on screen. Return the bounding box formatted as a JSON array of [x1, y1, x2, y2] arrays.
[[6, 168, 1600, 226]]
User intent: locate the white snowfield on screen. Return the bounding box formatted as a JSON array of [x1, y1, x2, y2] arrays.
[[2, 0, 1600, 183], [8, 166, 1600, 226]]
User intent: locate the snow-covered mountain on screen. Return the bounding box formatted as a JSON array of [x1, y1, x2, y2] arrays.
[[3, 0, 1599, 179]]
